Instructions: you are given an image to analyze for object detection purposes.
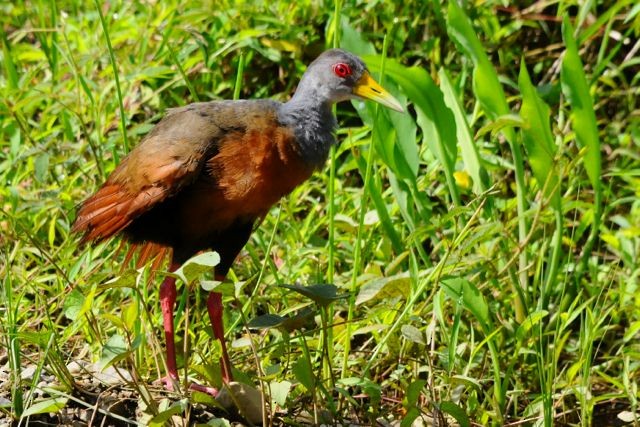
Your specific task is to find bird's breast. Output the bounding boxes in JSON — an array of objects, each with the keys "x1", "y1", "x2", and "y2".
[{"x1": 181, "y1": 124, "x2": 315, "y2": 236}]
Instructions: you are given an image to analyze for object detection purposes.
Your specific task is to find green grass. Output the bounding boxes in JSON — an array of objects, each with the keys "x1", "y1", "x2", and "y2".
[{"x1": 1, "y1": 0, "x2": 639, "y2": 425}]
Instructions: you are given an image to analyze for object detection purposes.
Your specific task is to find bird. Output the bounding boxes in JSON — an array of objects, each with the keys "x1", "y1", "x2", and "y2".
[{"x1": 73, "y1": 48, "x2": 403, "y2": 395}]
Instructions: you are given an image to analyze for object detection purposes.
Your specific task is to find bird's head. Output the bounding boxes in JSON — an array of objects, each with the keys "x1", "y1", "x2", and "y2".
[{"x1": 297, "y1": 49, "x2": 403, "y2": 113}]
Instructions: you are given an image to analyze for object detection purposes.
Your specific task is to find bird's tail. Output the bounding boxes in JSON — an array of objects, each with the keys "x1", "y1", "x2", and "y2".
[
  {"x1": 120, "y1": 240, "x2": 172, "y2": 272},
  {"x1": 74, "y1": 183, "x2": 172, "y2": 274},
  {"x1": 72, "y1": 183, "x2": 134, "y2": 243}
]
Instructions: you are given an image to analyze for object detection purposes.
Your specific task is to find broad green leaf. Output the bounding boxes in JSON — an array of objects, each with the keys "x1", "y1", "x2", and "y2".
[
  {"x1": 518, "y1": 62, "x2": 561, "y2": 206},
  {"x1": 123, "y1": 302, "x2": 138, "y2": 331},
  {"x1": 561, "y1": 17, "x2": 602, "y2": 204},
  {"x1": 0, "y1": 28, "x2": 19, "y2": 90},
  {"x1": 340, "y1": 18, "x2": 376, "y2": 56},
  {"x1": 340, "y1": 23, "x2": 424, "y2": 228},
  {"x1": 441, "y1": 278, "x2": 492, "y2": 334},
  {"x1": 22, "y1": 397, "x2": 67, "y2": 417},
  {"x1": 99, "y1": 334, "x2": 129, "y2": 369},
  {"x1": 353, "y1": 80, "x2": 416, "y2": 182},
  {"x1": 439, "y1": 401, "x2": 471, "y2": 427}
]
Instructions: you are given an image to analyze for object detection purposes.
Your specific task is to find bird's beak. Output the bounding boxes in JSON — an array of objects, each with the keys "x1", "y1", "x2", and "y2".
[{"x1": 353, "y1": 71, "x2": 404, "y2": 113}]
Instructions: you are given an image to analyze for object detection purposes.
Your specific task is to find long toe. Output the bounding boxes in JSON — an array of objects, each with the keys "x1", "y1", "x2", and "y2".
[{"x1": 188, "y1": 382, "x2": 220, "y2": 396}]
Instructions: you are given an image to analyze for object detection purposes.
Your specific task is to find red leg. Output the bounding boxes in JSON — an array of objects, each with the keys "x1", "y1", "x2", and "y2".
[
  {"x1": 207, "y1": 279, "x2": 233, "y2": 383},
  {"x1": 158, "y1": 263, "x2": 227, "y2": 396},
  {"x1": 159, "y1": 273, "x2": 179, "y2": 390}
]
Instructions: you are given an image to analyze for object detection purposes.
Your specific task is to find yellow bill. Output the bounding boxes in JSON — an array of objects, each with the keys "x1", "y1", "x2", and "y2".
[{"x1": 353, "y1": 71, "x2": 404, "y2": 113}]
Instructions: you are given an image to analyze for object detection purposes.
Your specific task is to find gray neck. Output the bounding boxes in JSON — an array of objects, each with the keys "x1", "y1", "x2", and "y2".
[{"x1": 278, "y1": 80, "x2": 338, "y2": 167}]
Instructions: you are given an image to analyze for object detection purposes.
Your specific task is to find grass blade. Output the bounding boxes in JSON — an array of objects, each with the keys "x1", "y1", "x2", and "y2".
[
  {"x1": 446, "y1": 1, "x2": 527, "y2": 323},
  {"x1": 561, "y1": 17, "x2": 603, "y2": 283},
  {"x1": 438, "y1": 68, "x2": 489, "y2": 195},
  {"x1": 367, "y1": 58, "x2": 460, "y2": 206},
  {"x1": 561, "y1": 19, "x2": 602, "y2": 199},
  {"x1": 518, "y1": 62, "x2": 561, "y2": 207},
  {"x1": 94, "y1": 0, "x2": 130, "y2": 155}
]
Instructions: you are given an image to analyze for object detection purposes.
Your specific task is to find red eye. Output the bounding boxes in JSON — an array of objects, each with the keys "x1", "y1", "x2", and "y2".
[{"x1": 333, "y1": 63, "x2": 352, "y2": 78}]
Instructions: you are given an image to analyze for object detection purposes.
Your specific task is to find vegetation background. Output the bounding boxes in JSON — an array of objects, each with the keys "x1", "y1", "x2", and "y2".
[{"x1": 1, "y1": 0, "x2": 639, "y2": 425}]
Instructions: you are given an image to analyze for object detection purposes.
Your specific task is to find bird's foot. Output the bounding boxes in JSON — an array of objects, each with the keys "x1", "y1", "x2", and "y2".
[
  {"x1": 188, "y1": 382, "x2": 220, "y2": 396},
  {"x1": 154, "y1": 375, "x2": 220, "y2": 396}
]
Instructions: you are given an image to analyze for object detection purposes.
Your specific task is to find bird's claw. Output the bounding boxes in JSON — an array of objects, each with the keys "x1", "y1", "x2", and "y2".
[{"x1": 154, "y1": 375, "x2": 220, "y2": 397}]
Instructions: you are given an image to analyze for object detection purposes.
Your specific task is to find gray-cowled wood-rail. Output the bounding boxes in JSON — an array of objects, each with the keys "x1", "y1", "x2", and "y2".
[{"x1": 73, "y1": 49, "x2": 403, "y2": 394}]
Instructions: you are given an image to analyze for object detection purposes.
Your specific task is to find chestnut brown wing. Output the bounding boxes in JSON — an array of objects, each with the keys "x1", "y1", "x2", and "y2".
[{"x1": 72, "y1": 102, "x2": 239, "y2": 243}]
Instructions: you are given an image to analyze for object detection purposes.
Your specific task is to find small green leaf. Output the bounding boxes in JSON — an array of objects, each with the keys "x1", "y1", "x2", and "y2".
[
  {"x1": 99, "y1": 270, "x2": 137, "y2": 290},
  {"x1": 248, "y1": 314, "x2": 287, "y2": 330},
  {"x1": 175, "y1": 251, "x2": 220, "y2": 283},
  {"x1": 280, "y1": 308, "x2": 315, "y2": 332},
  {"x1": 280, "y1": 284, "x2": 345, "y2": 307},
  {"x1": 356, "y1": 273, "x2": 410, "y2": 305},
  {"x1": 34, "y1": 153, "x2": 49, "y2": 183},
  {"x1": 400, "y1": 407, "x2": 421, "y2": 427},
  {"x1": 450, "y1": 374, "x2": 483, "y2": 392},
  {"x1": 22, "y1": 397, "x2": 67, "y2": 417},
  {"x1": 148, "y1": 399, "x2": 188, "y2": 426},
  {"x1": 270, "y1": 380, "x2": 292, "y2": 407},
  {"x1": 516, "y1": 310, "x2": 549, "y2": 341},
  {"x1": 338, "y1": 377, "x2": 363, "y2": 386},
  {"x1": 476, "y1": 114, "x2": 524, "y2": 139},
  {"x1": 401, "y1": 324, "x2": 425, "y2": 345},
  {"x1": 63, "y1": 288, "x2": 84, "y2": 321},
  {"x1": 200, "y1": 280, "x2": 235, "y2": 295},
  {"x1": 292, "y1": 356, "x2": 315, "y2": 391},
  {"x1": 405, "y1": 379, "x2": 426, "y2": 407},
  {"x1": 362, "y1": 379, "x2": 382, "y2": 407},
  {"x1": 123, "y1": 302, "x2": 138, "y2": 331}
]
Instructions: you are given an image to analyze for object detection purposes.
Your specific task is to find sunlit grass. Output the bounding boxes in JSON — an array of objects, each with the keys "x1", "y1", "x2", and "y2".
[{"x1": 1, "y1": 1, "x2": 639, "y2": 425}]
